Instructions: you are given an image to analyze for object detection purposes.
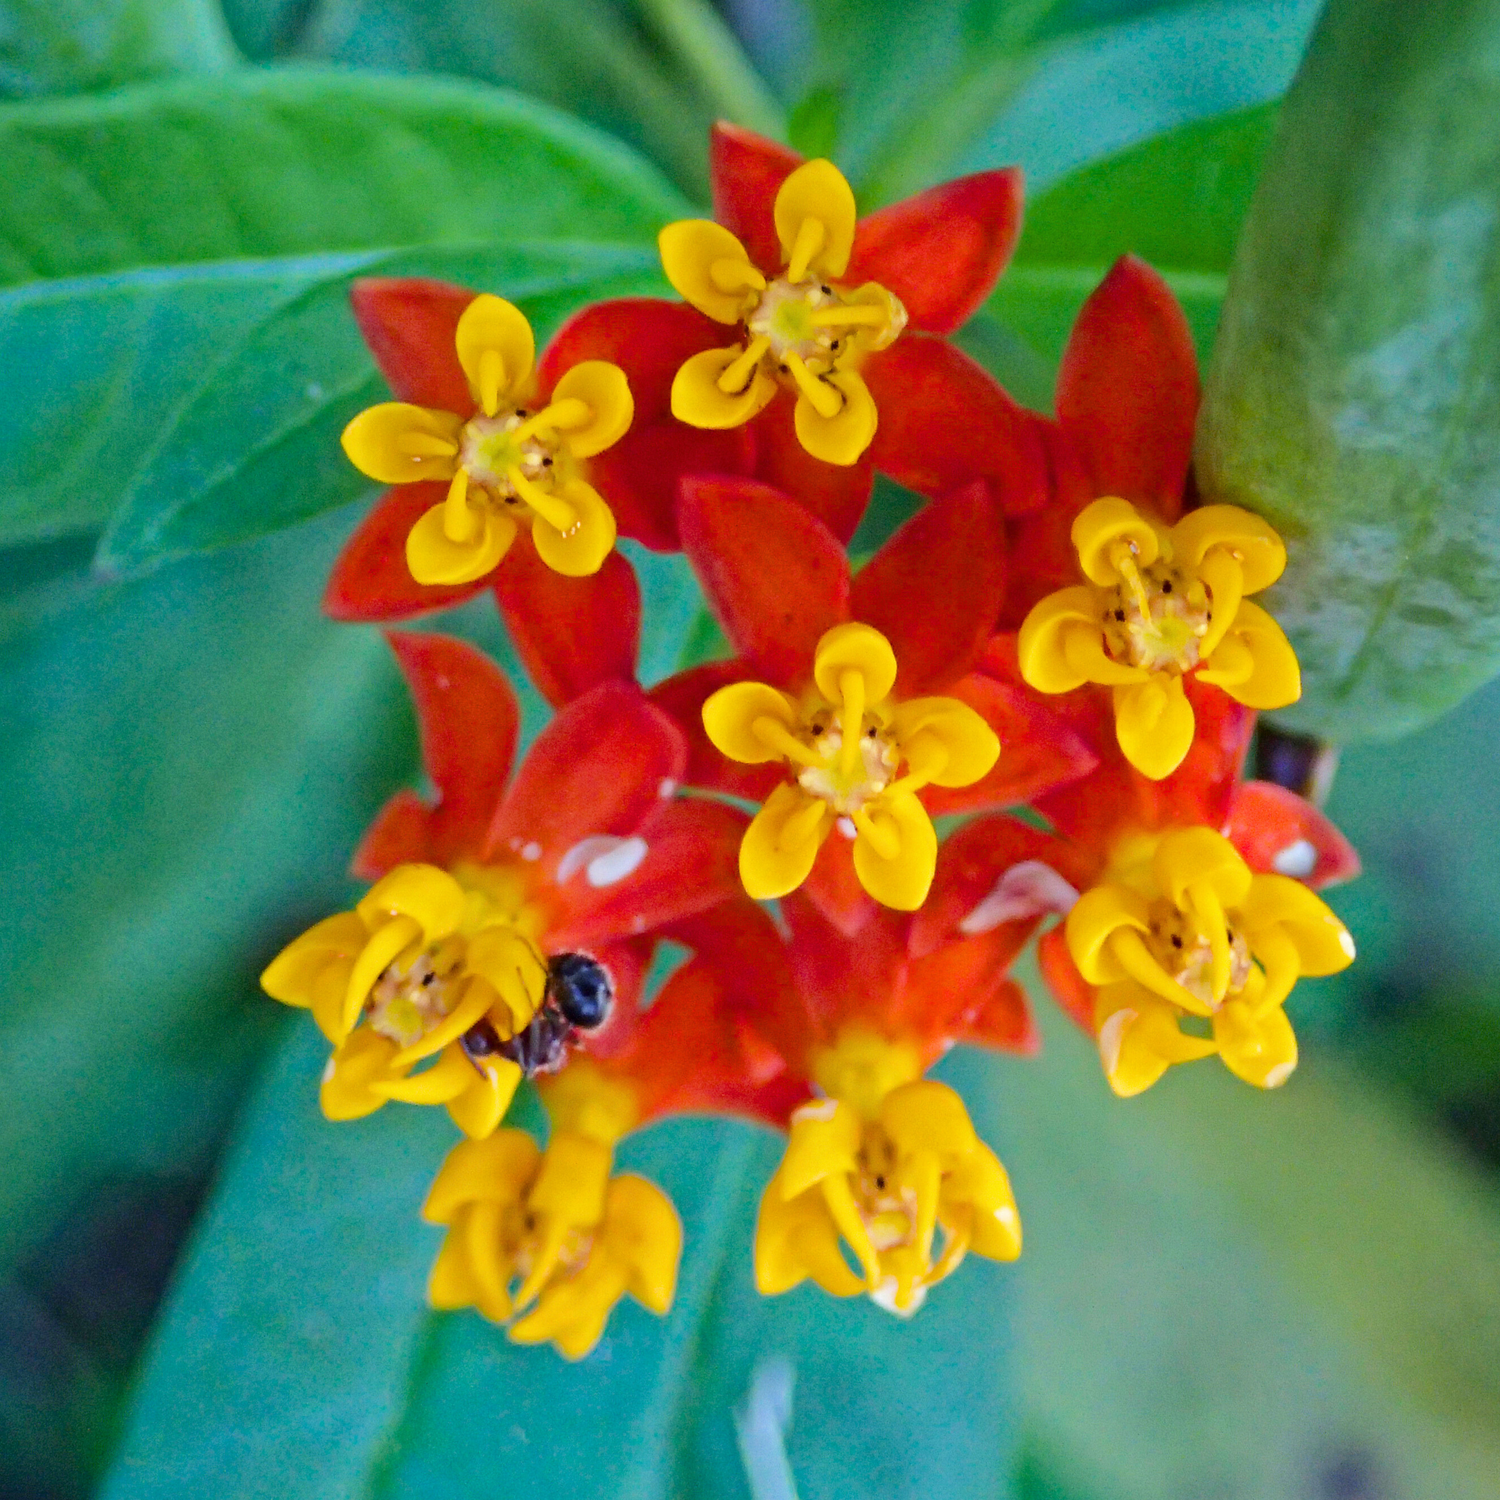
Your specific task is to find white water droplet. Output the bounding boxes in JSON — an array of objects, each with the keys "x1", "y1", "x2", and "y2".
[{"x1": 1271, "y1": 838, "x2": 1318, "y2": 878}]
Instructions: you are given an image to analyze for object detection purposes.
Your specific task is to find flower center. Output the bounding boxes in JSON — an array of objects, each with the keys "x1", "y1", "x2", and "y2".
[
  {"x1": 854, "y1": 1126, "x2": 918, "y2": 1253},
  {"x1": 794, "y1": 712, "x2": 900, "y2": 814},
  {"x1": 1144, "y1": 899, "x2": 1252, "y2": 1010},
  {"x1": 458, "y1": 411, "x2": 562, "y2": 507},
  {"x1": 1100, "y1": 544, "x2": 1211, "y2": 673},
  {"x1": 368, "y1": 936, "x2": 468, "y2": 1046}
]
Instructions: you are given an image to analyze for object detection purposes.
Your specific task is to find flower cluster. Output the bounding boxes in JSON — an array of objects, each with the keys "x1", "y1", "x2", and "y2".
[{"x1": 264, "y1": 124, "x2": 1356, "y2": 1358}]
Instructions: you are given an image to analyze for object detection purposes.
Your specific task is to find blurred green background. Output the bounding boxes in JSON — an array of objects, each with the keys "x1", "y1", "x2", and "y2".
[{"x1": 2, "y1": 1, "x2": 1498, "y2": 1497}]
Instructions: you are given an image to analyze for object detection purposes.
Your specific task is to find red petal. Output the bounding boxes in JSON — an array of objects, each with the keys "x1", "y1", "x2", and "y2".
[
  {"x1": 386, "y1": 631, "x2": 519, "y2": 862},
  {"x1": 846, "y1": 169, "x2": 1023, "y2": 335},
  {"x1": 538, "y1": 297, "x2": 724, "y2": 426},
  {"x1": 540, "y1": 297, "x2": 755, "y2": 549},
  {"x1": 950, "y1": 974, "x2": 1038, "y2": 1055},
  {"x1": 649, "y1": 660, "x2": 783, "y2": 801},
  {"x1": 911, "y1": 813, "x2": 1085, "y2": 958},
  {"x1": 865, "y1": 336, "x2": 1050, "y2": 515},
  {"x1": 1152, "y1": 677, "x2": 1256, "y2": 830},
  {"x1": 709, "y1": 122, "x2": 803, "y2": 273},
  {"x1": 802, "y1": 832, "x2": 878, "y2": 939},
  {"x1": 492, "y1": 545, "x2": 640, "y2": 708},
  {"x1": 1037, "y1": 924, "x2": 1095, "y2": 1033},
  {"x1": 746, "y1": 393, "x2": 874, "y2": 543},
  {"x1": 781, "y1": 894, "x2": 909, "y2": 1052},
  {"x1": 1056, "y1": 256, "x2": 1198, "y2": 520},
  {"x1": 350, "y1": 789, "x2": 435, "y2": 881},
  {"x1": 677, "y1": 476, "x2": 850, "y2": 689},
  {"x1": 323, "y1": 485, "x2": 487, "y2": 623},
  {"x1": 593, "y1": 419, "x2": 756, "y2": 551},
  {"x1": 1227, "y1": 781, "x2": 1361, "y2": 890},
  {"x1": 922, "y1": 672, "x2": 1099, "y2": 817},
  {"x1": 349, "y1": 278, "x2": 474, "y2": 414},
  {"x1": 999, "y1": 420, "x2": 1094, "y2": 629},
  {"x1": 899, "y1": 935, "x2": 1037, "y2": 1055},
  {"x1": 549, "y1": 798, "x2": 748, "y2": 951},
  {"x1": 850, "y1": 480, "x2": 1004, "y2": 694},
  {"x1": 487, "y1": 681, "x2": 685, "y2": 873}
]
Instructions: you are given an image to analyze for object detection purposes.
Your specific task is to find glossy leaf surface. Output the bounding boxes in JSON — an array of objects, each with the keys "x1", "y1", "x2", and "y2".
[{"x1": 1196, "y1": 0, "x2": 1500, "y2": 740}]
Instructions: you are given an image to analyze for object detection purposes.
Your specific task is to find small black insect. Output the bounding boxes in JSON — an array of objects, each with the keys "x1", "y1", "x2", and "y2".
[{"x1": 460, "y1": 951, "x2": 614, "y2": 1078}]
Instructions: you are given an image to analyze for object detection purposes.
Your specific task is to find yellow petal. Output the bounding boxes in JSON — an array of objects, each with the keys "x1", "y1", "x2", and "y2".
[
  {"x1": 454, "y1": 294, "x2": 534, "y2": 413},
  {"x1": 702, "y1": 679, "x2": 801, "y2": 764},
  {"x1": 1153, "y1": 826, "x2": 1253, "y2": 912},
  {"x1": 374, "y1": 1044, "x2": 475, "y2": 1104},
  {"x1": 260, "y1": 912, "x2": 366, "y2": 1009},
  {"x1": 1094, "y1": 991, "x2": 1217, "y2": 1097},
  {"x1": 1071, "y1": 496, "x2": 1160, "y2": 586},
  {"x1": 1113, "y1": 674, "x2": 1196, "y2": 780},
  {"x1": 812, "y1": 621, "x2": 898, "y2": 705},
  {"x1": 754, "y1": 1180, "x2": 865, "y2": 1297},
  {"x1": 852, "y1": 790, "x2": 937, "y2": 911},
  {"x1": 836, "y1": 281, "x2": 908, "y2": 353},
  {"x1": 1241, "y1": 874, "x2": 1356, "y2": 978},
  {"x1": 530, "y1": 478, "x2": 616, "y2": 577},
  {"x1": 389, "y1": 977, "x2": 494, "y2": 1070},
  {"x1": 941, "y1": 1143, "x2": 1022, "y2": 1262},
  {"x1": 446, "y1": 1055, "x2": 523, "y2": 1139},
  {"x1": 1214, "y1": 996, "x2": 1298, "y2": 1089},
  {"x1": 793, "y1": 367, "x2": 877, "y2": 465},
  {"x1": 880, "y1": 1080, "x2": 978, "y2": 1166},
  {"x1": 427, "y1": 1214, "x2": 484, "y2": 1310},
  {"x1": 739, "y1": 783, "x2": 831, "y2": 900},
  {"x1": 1194, "y1": 545, "x2": 1245, "y2": 659},
  {"x1": 406, "y1": 498, "x2": 516, "y2": 586},
  {"x1": 341, "y1": 403, "x2": 462, "y2": 485},
  {"x1": 461, "y1": 1198, "x2": 515, "y2": 1322},
  {"x1": 357, "y1": 863, "x2": 468, "y2": 938},
  {"x1": 509, "y1": 1255, "x2": 628, "y2": 1358},
  {"x1": 670, "y1": 345, "x2": 777, "y2": 429},
  {"x1": 341, "y1": 914, "x2": 421, "y2": 1039},
  {"x1": 658, "y1": 218, "x2": 761, "y2": 322},
  {"x1": 528, "y1": 1131, "x2": 613, "y2": 1230},
  {"x1": 889, "y1": 696, "x2": 1000, "y2": 788},
  {"x1": 773, "y1": 158, "x2": 857, "y2": 278},
  {"x1": 780, "y1": 1098, "x2": 862, "y2": 1198},
  {"x1": 1065, "y1": 884, "x2": 1152, "y2": 986},
  {"x1": 1199, "y1": 599, "x2": 1301, "y2": 709},
  {"x1": 422, "y1": 1129, "x2": 540, "y2": 1223},
  {"x1": 464, "y1": 929, "x2": 547, "y2": 1034},
  {"x1": 602, "y1": 1173, "x2": 683, "y2": 1315},
  {"x1": 1170, "y1": 504, "x2": 1286, "y2": 593},
  {"x1": 1016, "y1": 587, "x2": 1104, "y2": 693},
  {"x1": 549, "y1": 360, "x2": 634, "y2": 458},
  {"x1": 319, "y1": 1028, "x2": 400, "y2": 1120}
]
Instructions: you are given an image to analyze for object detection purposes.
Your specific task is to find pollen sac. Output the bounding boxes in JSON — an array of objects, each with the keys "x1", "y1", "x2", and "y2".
[
  {"x1": 754, "y1": 1031, "x2": 1020, "y2": 1315},
  {"x1": 1065, "y1": 827, "x2": 1355, "y2": 1096},
  {"x1": 1017, "y1": 497, "x2": 1301, "y2": 779}
]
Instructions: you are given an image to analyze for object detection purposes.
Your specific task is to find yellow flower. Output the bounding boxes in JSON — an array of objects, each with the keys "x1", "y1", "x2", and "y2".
[
  {"x1": 260, "y1": 862, "x2": 548, "y2": 1137},
  {"x1": 1017, "y1": 497, "x2": 1301, "y2": 779},
  {"x1": 659, "y1": 159, "x2": 906, "y2": 464},
  {"x1": 341, "y1": 294, "x2": 632, "y2": 582},
  {"x1": 702, "y1": 622, "x2": 998, "y2": 910},
  {"x1": 755, "y1": 1030, "x2": 1020, "y2": 1315},
  {"x1": 1065, "y1": 827, "x2": 1356, "y2": 1096},
  {"x1": 422, "y1": 1059, "x2": 680, "y2": 1360}
]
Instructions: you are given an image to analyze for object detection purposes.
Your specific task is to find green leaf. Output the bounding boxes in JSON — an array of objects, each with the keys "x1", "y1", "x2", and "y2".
[
  {"x1": 0, "y1": 69, "x2": 686, "y2": 287},
  {"x1": 99, "y1": 1028, "x2": 1020, "y2": 1498},
  {"x1": 0, "y1": 511, "x2": 414, "y2": 1283},
  {"x1": 999, "y1": 993, "x2": 1500, "y2": 1500},
  {"x1": 0, "y1": 0, "x2": 238, "y2": 100},
  {"x1": 1195, "y1": 0, "x2": 1500, "y2": 741},
  {"x1": 960, "y1": 105, "x2": 1277, "y2": 408}
]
